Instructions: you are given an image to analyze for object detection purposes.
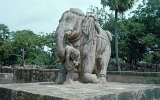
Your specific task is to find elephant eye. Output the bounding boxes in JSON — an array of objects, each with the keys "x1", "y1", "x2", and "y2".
[{"x1": 66, "y1": 16, "x2": 73, "y2": 22}]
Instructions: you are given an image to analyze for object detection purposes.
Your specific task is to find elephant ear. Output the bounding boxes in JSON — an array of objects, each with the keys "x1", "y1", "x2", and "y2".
[
  {"x1": 82, "y1": 16, "x2": 95, "y2": 35},
  {"x1": 105, "y1": 30, "x2": 112, "y2": 41},
  {"x1": 95, "y1": 21, "x2": 112, "y2": 41}
]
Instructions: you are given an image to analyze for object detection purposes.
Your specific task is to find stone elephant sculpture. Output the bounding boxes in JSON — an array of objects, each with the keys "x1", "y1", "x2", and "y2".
[{"x1": 55, "y1": 8, "x2": 112, "y2": 84}]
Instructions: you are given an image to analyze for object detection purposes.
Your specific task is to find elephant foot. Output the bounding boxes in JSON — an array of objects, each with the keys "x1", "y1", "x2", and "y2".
[
  {"x1": 55, "y1": 73, "x2": 66, "y2": 84},
  {"x1": 80, "y1": 73, "x2": 101, "y2": 83},
  {"x1": 55, "y1": 77, "x2": 65, "y2": 84},
  {"x1": 63, "y1": 78, "x2": 73, "y2": 85},
  {"x1": 98, "y1": 77, "x2": 107, "y2": 84}
]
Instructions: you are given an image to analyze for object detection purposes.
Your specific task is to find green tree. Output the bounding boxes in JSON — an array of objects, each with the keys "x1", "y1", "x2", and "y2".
[
  {"x1": 0, "y1": 24, "x2": 10, "y2": 46},
  {"x1": 131, "y1": 0, "x2": 160, "y2": 64},
  {"x1": 40, "y1": 32, "x2": 60, "y2": 68},
  {"x1": 12, "y1": 30, "x2": 50, "y2": 66},
  {"x1": 0, "y1": 24, "x2": 60, "y2": 68},
  {"x1": 0, "y1": 38, "x2": 15, "y2": 65},
  {"x1": 119, "y1": 20, "x2": 146, "y2": 64},
  {"x1": 101, "y1": 0, "x2": 137, "y2": 70},
  {"x1": 0, "y1": 24, "x2": 11, "y2": 65},
  {"x1": 87, "y1": 6, "x2": 109, "y2": 26}
]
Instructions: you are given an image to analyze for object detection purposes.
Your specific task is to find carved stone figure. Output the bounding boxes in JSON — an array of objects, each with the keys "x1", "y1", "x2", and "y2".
[
  {"x1": 55, "y1": 8, "x2": 112, "y2": 84},
  {"x1": 64, "y1": 45, "x2": 80, "y2": 84}
]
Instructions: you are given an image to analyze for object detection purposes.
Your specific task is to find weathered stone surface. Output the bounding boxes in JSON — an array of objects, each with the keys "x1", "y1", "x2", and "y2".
[
  {"x1": 0, "y1": 73, "x2": 13, "y2": 79},
  {"x1": 0, "y1": 82, "x2": 160, "y2": 100},
  {"x1": 55, "y1": 8, "x2": 112, "y2": 84},
  {"x1": 0, "y1": 68, "x2": 59, "y2": 83},
  {"x1": 1, "y1": 68, "x2": 160, "y2": 85},
  {"x1": 107, "y1": 71, "x2": 160, "y2": 84},
  {"x1": 0, "y1": 73, "x2": 13, "y2": 84}
]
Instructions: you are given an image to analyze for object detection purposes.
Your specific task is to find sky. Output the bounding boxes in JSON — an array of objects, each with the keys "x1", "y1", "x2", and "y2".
[{"x1": 0, "y1": 0, "x2": 142, "y2": 34}]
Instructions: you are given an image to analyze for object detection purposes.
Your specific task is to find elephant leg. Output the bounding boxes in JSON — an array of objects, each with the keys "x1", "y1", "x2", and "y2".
[
  {"x1": 80, "y1": 73, "x2": 100, "y2": 83},
  {"x1": 80, "y1": 53, "x2": 100, "y2": 83},
  {"x1": 55, "y1": 64, "x2": 67, "y2": 84},
  {"x1": 63, "y1": 70, "x2": 74, "y2": 84},
  {"x1": 97, "y1": 47, "x2": 111, "y2": 83},
  {"x1": 97, "y1": 57, "x2": 107, "y2": 83}
]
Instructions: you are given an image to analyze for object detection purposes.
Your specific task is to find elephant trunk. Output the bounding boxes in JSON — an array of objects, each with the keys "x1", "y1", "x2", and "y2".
[{"x1": 55, "y1": 25, "x2": 66, "y2": 63}]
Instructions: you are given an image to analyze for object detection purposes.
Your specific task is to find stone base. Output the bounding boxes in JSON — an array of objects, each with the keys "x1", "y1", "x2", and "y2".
[{"x1": 0, "y1": 82, "x2": 160, "y2": 100}]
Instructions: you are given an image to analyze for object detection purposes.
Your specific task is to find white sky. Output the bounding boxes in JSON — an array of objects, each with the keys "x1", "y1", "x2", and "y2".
[{"x1": 0, "y1": 0, "x2": 142, "y2": 34}]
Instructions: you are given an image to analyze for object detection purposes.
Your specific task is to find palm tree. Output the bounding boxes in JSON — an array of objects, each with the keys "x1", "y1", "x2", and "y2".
[{"x1": 101, "y1": 0, "x2": 136, "y2": 71}]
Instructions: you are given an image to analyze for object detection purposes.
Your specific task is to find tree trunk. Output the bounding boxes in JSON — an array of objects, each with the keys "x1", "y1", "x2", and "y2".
[{"x1": 115, "y1": 9, "x2": 121, "y2": 71}]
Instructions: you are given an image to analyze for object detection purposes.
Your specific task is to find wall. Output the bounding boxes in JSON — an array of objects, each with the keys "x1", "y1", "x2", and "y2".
[
  {"x1": 0, "y1": 68, "x2": 59, "y2": 83},
  {"x1": 107, "y1": 71, "x2": 160, "y2": 84},
  {"x1": 0, "y1": 68, "x2": 160, "y2": 84},
  {"x1": 0, "y1": 73, "x2": 13, "y2": 84}
]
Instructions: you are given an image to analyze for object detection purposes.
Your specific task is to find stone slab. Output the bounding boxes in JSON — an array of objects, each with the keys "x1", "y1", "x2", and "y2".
[
  {"x1": 0, "y1": 73, "x2": 13, "y2": 79},
  {"x1": 0, "y1": 82, "x2": 160, "y2": 100},
  {"x1": 0, "y1": 73, "x2": 13, "y2": 84}
]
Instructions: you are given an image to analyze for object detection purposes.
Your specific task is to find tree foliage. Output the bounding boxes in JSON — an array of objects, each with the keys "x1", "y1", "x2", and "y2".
[
  {"x1": 1, "y1": 0, "x2": 160, "y2": 69},
  {"x1": 0, "y1": 28, "x2": 59, "y2": 68},
  {"x1": 101, "y1": 0, "x2": 137, "y2": 70},
  {"x1": 88, "y1": 0, "x2": 160, "y2": 65},
  {"x1": 101, "y1": 0, "x2": 136, "y2": 13},
  {"x1": 0, "y1": 24, "x2": 10, "y2": 46}
]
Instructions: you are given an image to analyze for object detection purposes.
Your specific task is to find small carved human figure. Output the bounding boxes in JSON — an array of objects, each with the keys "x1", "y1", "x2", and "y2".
[{"x1": 63, "y1": 45, "x2": 80, "y2": 84}]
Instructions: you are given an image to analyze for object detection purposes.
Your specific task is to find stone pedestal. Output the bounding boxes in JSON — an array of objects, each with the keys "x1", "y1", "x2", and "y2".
[
  {"x1": 0, "y1": 82, "x2": 160, "y2": 100},
  {"x1": 0, "y1": 73, "x2": 13, "y2": 84}
]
